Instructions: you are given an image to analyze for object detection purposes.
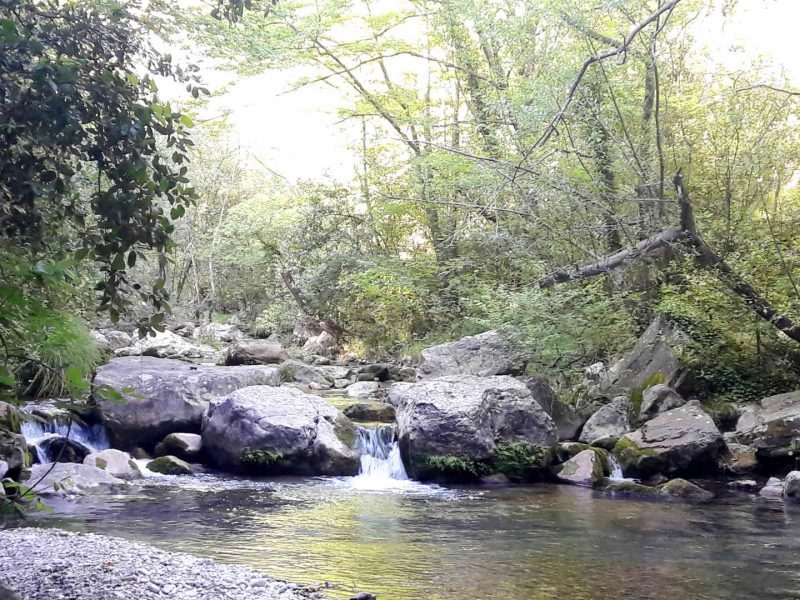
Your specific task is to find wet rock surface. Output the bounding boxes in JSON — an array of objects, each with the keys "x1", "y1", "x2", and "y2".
[{"x1": 0, "y1": 528, "x2": 320, "y2": 600}]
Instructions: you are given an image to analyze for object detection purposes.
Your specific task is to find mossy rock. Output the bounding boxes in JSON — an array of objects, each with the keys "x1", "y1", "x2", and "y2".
[
  {"x1": 554, "y1": 442, "x2": 593, "y2": 463},
  {"x1": 557, "y1": 449, "x2": 606, "y2": 488},
  {"x1": 612, "y1": 437, "x2": 661, "y2": 479},
  {"x1": 333, "y1": 415, "x2": 358, "y2": 448},
  {"x1": 602, "y1": 480, "x2": 659, "y2": 499},
  {"x1": 657, "y1": 478, "x2": 713, "y2": 501},
  {"x1": 238, "y1": 447, "x2": 296, "y2": 475},
  {"x1": 587, "y1": 446, "x2": 611, "y2": 475},
  {"x1": 410, "y1": 453, "x2": 485, "y2": 483},
  {"x1": 410, "y1": 443, "x2": 553, "y2": 483},
  {"x1": 491, "y1": 443, "x2": 551, "y2": 482},
  {"x1": 629, "y1": 372, "x2": 666, "y2": 423},
  {"x1": 0, "y1": 402, "x2": 21, "y2": 434},
  {"x1": 146, "y1": 455, "x2": 192, "y2": 475}
]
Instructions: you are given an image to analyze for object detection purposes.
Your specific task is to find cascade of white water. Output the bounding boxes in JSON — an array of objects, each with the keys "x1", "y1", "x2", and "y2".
[
  {"x1": 21, "y1": 417, "x2": 110, "y2": 463},
  {"x1": 355, "y1": 425, "x2": 408, "y2": 481},
  {"x1": 607, "y1": 454, "x2": 626, "y2": 481}
]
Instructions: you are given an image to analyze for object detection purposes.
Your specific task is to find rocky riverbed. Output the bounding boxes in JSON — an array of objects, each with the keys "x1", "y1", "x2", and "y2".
[{"x1": 0, "y1": 529, "x2": 324, "y2": 600}]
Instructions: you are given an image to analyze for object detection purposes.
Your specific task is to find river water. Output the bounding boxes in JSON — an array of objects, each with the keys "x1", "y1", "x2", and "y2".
[
  {"x1": 8, "y1": 422, "x2": 800, "y2": 599},
  {"x1": 9, "y1": 473, "x2": 800, "y2": 600}
]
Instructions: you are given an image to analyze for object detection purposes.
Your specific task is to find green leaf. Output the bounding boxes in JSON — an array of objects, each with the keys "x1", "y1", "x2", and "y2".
[
  {"x1": 0, "y1": 365, "x2": 14, "y2": 388},
  {"x1": 111, "y1": 253, "x2": 126, "y2": 271},
  {"x1": 65, "y1": 367, "x2": 89, "y2": 394},
  {"x1": 0, "y1": 18, "x2": 20, "y2": 43}
]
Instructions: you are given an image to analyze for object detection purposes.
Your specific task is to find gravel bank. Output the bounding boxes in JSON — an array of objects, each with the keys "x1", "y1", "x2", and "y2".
[{"x1": 0, "y1": 528, "x2": 325, "y2": 600}]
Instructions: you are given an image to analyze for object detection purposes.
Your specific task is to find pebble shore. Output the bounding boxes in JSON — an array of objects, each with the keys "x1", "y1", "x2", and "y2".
[{"x1": 0, "y1": 528, "x2": 324, "y2": 600}]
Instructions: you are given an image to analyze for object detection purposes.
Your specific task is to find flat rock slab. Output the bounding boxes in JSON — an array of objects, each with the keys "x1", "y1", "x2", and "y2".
[{"x1": 0, "y1": 528, "x2": 319, "y2": 600}]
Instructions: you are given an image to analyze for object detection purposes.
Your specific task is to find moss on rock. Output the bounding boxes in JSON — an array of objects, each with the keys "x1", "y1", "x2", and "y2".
[
  {"x1": 491, "y1": 443, "x2": 551, "y2": 481},
  {"x1": 602, "y1": 480, "x2": 659, "y2": 499},
  {"x1": 239, "y1": 448, "x2": 283, "y2": 474},
  {"x1": 612, "y1": 437, "x2": 660, "y2": 478},
  {"x1": 146, "y1": 455, "x2": 192, "y2": 476},
  {"x1": 411, "y1": 454, "x2": 484, "y2": 482},
  {"x1": 333, "y1": 416, "x2": 357, "y2": 448},
  {"x1": 657, "y1": 478, "x2": 714, "y2": 501}
]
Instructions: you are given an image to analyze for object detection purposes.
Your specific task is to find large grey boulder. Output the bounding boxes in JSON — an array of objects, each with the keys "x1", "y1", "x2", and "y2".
[
  {"x1": 579, "y1": 396, "x2": 630, "y2": 447},
  {"x1": 194, "y1": 323, "x2": 242, "y2": 344},
  {"x1": 346, "y1": 381, "x2": 379, "y2": 400},
  {"x1": 418, "y1": 330, "x2": 524, "y2": 379},
  {"x1": 224, "y1": 340, "x2": 289, "y2": 366},
  {"x1": 732, "y1": 390, "x2": 800, "y2": 458},
  {"x1": 202, "y1": 386, "x2": 359, "y2": 476},
  {"x1": 556, "y1": 449, "x2": 605, "y2": 487},
  {"x1": 25, "y1": 462, "x2": 122, "y2": 495},
  {"x1": 759, "y1": 477, "x2": 784, "y2": 499},
  {"x1": 783, "y1": 471, "x2": 800, "y2": 501},
  {"x1": 93, "y1": 356, "x2": 281, "y2": 449},
  {"x1": 84, "y1": 449, "x2": 142, "y2": 480},
  {"x1": 522, "y1": 377, "x2": 583, "y2": 441},
  {"x1": 279, "y1": 360, "x2": 332, "y2": 388},
  {"x1": 639, "y1": 384, "x2": 686, "y2": 421},
  {"x1": 605, "y1": 317, "x2": 690, "y2": 394},
  {"x1": 0, "y1": 429, "x2": 26, "y2": 478},
  {"x1": 614, "y1": 400, "x2": 724, "y2": 478},
  {"x1": 115, "y1": 331, "x2": 219, "y2": 362},
  {"x1": 302, "y1": 331, "x2": 338, "y2": 357},
  {"x1": 390, "y1": 376, "x2": 557, "y2": 481}
]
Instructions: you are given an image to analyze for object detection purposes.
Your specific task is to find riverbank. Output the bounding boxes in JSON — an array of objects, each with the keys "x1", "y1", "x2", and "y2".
[{"x1": 0, "y1": 528, "x2": 325, "y2": 600}]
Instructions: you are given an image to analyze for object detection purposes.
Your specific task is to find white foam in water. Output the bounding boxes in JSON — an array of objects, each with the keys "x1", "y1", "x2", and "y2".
[
  {"x1": 344, "y1": 424, "x2": 432, "y2": 492},
  {"x1": 21, "y1": 416, "x2": 110, "y2": 463},
  {"x1": 607, "y1": 454, "x2": 633, "y2": 482}
]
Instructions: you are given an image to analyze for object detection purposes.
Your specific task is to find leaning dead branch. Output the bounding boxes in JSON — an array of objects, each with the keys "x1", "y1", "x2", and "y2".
[{"x1": 539, "y1": 170, "x2": 800, "y2": 344}]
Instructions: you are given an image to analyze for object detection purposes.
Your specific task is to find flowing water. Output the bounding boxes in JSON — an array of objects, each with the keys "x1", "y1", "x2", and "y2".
[
  {"x1": 8, "y1": 424, "x2": 800, "y2": 599},
  {"x1": 21, "y1": 417, "x2": 110, "y2": 464}
]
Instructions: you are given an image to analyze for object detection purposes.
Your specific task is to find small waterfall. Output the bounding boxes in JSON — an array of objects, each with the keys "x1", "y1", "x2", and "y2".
[
  {"x1": 607, "y1": 454, "x2": 626, "y2": 481},
  {"x1": 355, "y1": 425, "x2": 408, "y2": 482},
  {"x1": 21, "y1": 416, "x2": 110, "y2": 463}
]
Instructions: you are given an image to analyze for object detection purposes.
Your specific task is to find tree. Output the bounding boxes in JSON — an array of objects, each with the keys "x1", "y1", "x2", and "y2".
[{"x1": 0, "y1": 0, "x2": 204, "y2": 396}]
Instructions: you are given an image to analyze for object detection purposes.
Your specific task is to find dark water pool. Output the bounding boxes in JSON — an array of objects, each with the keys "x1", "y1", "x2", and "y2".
[{"x1": 7, "y1": 475, "x2": 800, "y2": 599}]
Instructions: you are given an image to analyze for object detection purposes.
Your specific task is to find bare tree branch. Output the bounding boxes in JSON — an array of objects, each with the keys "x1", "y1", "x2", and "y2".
[
  {"x1": 531, "y1": 0, "x2": 683, "y2": 149},
  {"x1": 735, "y1": 84, "x2": 800, "y2": 97}
]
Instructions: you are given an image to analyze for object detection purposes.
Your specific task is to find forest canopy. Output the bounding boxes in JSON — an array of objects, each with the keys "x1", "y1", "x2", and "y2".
[{"x1": 2, "y1": 0, "x2": 800, "y2": 401}]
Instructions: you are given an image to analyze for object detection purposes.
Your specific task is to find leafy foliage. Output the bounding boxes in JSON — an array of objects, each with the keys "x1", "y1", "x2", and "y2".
[
  {"x1": 491, "y1": 443, "x2": 550, "y2": 481},
  {"x1": 240, "y1": 448, "x2": 283, "y2": 472},
  {"x1": 0, "y1": 0, "x2": 205, "y2": 398}
]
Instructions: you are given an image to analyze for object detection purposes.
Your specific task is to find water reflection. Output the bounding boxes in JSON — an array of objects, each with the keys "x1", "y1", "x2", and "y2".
[{"x1": 11, "y1": 476, "x2": 800, "y2": 599}]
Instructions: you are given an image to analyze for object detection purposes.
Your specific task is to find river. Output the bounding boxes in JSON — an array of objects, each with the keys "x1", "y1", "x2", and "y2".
[{"x1": 7, "y1": 472, "x2": 800, "y2": 600}]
